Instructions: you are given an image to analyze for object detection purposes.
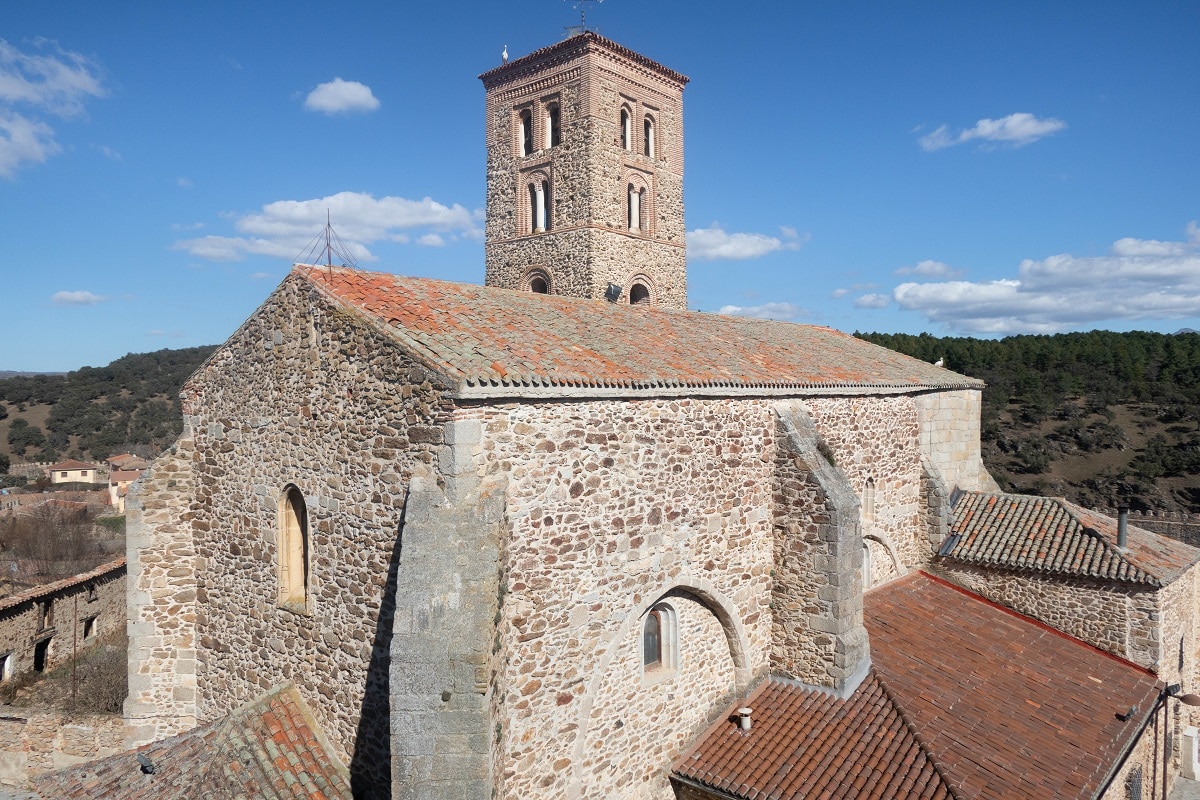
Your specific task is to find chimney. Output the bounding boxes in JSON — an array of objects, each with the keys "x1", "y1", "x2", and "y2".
[
  {"x1": 736, "y1": 708, "x2": 753, "y2": 731},
  {"x1": 1118, "y1": 507, "x2": 1129, "y2": 549}
]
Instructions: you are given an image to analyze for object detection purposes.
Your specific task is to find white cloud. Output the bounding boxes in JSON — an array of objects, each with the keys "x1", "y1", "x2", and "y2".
[
  {"x1": 173, "y1": 191, "x2": 482, "y2": 262},
  {"x1": 895, "y1": 259, "x2": 964, "y2": 278},
  {"x1": 0, "y1": 39, "x2": 106, "y2": 178},
  {"x1": 303, "y1": 78, "x2": 380, "y2": 115},
  {"x1": 249, "y1": 272, "x2": 274, "y2": 280},
  {"x1": 687, "y1": 224, "x2": 807, "y2": 262},
  {"x1": 891, "y1": 222, "x2": 1200, "y2": 334},
  {"x1": 919, "y1": 112, "x2": 1065, "y2": 152},
  {"x1": 170, "y1": 221, "x2": 204, "y2": 231},
  {"x1": 718, "y1": 302, "x2": 808, "y2": 322},
  {"x1": 52, "y1": 290, "x2": 104, "y2": 305},
  {"x1": 854, "y1": 293, "x2": 890, "y2": 309},
  {"x1": 832, "y1": 282, "x2": 878, "y2": 299},
  {"x1": 177, "y1": 177, "x2": 193, "y2": 188}
]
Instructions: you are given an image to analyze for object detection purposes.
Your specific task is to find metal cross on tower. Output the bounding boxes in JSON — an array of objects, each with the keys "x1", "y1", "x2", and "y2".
[{"x1": 564, "y1": 0, "x2": 603, "y2": 35}]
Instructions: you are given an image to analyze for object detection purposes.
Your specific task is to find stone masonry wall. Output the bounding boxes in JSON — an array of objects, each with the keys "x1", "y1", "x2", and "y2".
[
  {"x1": 0, "y1": 711, "x2": 125, "y2": 789},
  {"x1": 914, "y1": 389, "x2": 996, "y2": 492},
  {"x1": 771, "y1": 405, "x2": 869, "y2": 695},
  {"x1": 930, "y1": 562, "x2": 1150, "y2": 666},
  {"x1": 124, "y1": 442, "x2": 199, "y2": 745},
  {"x1": 474, "y1": 397, "x2": 774, "y2": 800},
  {"x1": 149, "y1": 275, "x2": 452, "y2": 797},
  {"x1": 804, "y1": 396, "x2": 924, "y2": 573},
  {"x1": 0, "y1": 557, "x2": 124, "y2": 681}
]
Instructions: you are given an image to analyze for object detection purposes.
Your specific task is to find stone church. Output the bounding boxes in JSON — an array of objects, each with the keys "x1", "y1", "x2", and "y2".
[{"x1": 119, "y1": 32, "x2": 1200, "y2": 800}]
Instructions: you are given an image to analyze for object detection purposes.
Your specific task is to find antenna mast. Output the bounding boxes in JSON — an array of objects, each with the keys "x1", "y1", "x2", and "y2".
[{"x1": 294, "y1": 210, "x2": 358, "y2": 273}]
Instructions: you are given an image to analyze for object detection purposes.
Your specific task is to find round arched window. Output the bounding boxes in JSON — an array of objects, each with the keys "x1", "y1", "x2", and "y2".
[
  {"x1": 629, "y1": 283, "x2": 651, "y2": 305},
  {"x1": 530, "y1": 275, "x2": 548, "y2": 294}
]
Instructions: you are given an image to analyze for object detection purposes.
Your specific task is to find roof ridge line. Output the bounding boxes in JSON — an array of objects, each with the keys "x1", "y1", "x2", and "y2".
[{"x1": 870, "y1": 667, "x2": 962, "y2": 800}]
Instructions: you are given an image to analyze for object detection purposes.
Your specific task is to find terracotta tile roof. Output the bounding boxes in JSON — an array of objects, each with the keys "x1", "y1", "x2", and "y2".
[
  {"x1": 867, "y1": 573, "x2": 1160, "y2": 800},
  {"x1": 30, "y1": 683, "x2": 351, "y2": 799},
  {"x1": 673, "y1": 673, "x2": 952, "y2": 799},
  {"x1": 46, "y1": 460, "x2": 100, "y2": 472},
  {"x1": 0, "y1": 556, "x2": 125, "y2": 614},
  {"x1": 108, "y1": 469, "x2": 145, "y2": 483},
  {"x1": 676, "y1": 573, "x2": 1160, "y2": 800},
  {"x1": 478, "y1": 30, "x2": 689, "y2": 86},
  {"x1": 296, "y1": 266, "x2": 982, "y2": 399},
  {"x1": 941, "y1": 491, "x2": 1200, "y2": 586}
]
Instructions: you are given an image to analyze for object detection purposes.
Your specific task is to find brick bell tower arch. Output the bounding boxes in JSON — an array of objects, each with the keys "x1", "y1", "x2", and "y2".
[{"x1": 480, "y1": 33, "x2": 689, "y2": 309}]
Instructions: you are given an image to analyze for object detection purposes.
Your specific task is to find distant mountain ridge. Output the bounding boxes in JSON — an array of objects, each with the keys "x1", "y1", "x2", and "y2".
[{"x1": 0, "y1": 371, "x2": 66, "y2": 380}]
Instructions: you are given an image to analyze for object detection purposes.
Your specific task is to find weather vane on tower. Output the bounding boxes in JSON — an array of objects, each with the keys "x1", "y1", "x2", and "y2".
[{"x1": 563, "y1": 0, "x2": 603, "y2": 37}]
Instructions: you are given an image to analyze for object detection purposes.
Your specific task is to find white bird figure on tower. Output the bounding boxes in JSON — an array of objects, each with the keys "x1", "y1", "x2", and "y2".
[
  {"x1": 502, "y1": 45, "x2": 509, "y2": 64},
  {"x1": 933, "y1": 356, "x2": 944, "y2": 368}
]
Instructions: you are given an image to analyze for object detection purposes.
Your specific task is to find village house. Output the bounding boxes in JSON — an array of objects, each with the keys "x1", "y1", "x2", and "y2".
[
  {"x1": 109, "y1": 31, "x2": 1200, "y2": 800},
  {"x1": 44, "y1": 460, "x2": 102, "y2": 486}
]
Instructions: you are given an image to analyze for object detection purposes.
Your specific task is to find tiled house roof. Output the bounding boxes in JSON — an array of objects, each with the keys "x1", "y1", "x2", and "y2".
[
  {"x1": 31, "y1": 683, "x2": 351, "y2": 799},
  {"x1": 294, "y1": 266, "x2": 982, "y2": 399},
  {"x1": 45, "y1": 460, "x2": 100, "y2": 472},
  {"x1": 0, "y1": 555, "x2": 125, "y2": 615},
  {"x1": 941, "y1": 491, "x2": 1200, "y2": 586},
  {"x1": 673, "y1": 674, "x2": 953, "y2": 799},
  {"x1": 676, "y1": 573, "x2": 1160, "y2": 800}
]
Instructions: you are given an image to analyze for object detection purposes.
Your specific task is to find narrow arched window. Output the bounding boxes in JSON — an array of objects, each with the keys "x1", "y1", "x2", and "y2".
[
  {"x1": 863, "y1": 477, "x2": 876, "y2": 524},
  {"x1": 643, "y1": 610, "x2": 662, "y2": 668},
  {"x1": 528, "y1": 183, "x2": 540, "y2": 233},
  {"x1": 278, "y1": 485, "x2": 309, "y2": 608},
  {"x1": 862, "y1": 542, "x2": 873, "y2": 591},
  {"x1": 629, "y1": 283, "x2": 650, "y2": 305},
  {"x1": 542, "y1": 180, "x2": 552, "y2": 230},
  {"x1": 621, "y1": 108, "x2": 631, "y2": 150},
  {"x1": 644, "y1": 116, "x2": 654, "y2": 157},
  {"x1": 547, "y1": 104, "x2": 560, "y2": 148},
  {"x1": 519, "y1": 109, "x2": 533, "y2": 156}
]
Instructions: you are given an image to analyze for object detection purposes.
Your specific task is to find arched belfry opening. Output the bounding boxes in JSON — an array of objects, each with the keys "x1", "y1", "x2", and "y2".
[{"x1": 481, "y1": 32, "x2": 689, "y2": 309}]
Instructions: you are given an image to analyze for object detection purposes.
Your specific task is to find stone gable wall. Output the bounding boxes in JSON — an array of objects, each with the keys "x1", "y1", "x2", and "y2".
[
  {"x1": 0, "y1": 711, "x2": 125, "y2": 788},
  {"x1": 139, "y1": 276, "x2": 453, "y2": 796}
]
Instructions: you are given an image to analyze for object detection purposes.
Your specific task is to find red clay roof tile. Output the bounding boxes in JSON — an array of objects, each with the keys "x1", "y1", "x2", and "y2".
[
  {"x1": 942, "y1": 491, "x2": 1199, "y2": 585},
  {"x1": 296, "y1": 266, "x2": 982, "y2": 398}
]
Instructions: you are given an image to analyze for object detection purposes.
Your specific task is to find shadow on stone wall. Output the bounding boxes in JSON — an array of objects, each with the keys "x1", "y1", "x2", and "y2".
[{"x1": 350, "y1": 519, "x2": 404, "y2": 799}]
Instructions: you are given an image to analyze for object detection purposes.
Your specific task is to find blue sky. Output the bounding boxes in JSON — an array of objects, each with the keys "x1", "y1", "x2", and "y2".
[{"x1": 3, "y1": 1, "x2": 1198, "y2": 372}]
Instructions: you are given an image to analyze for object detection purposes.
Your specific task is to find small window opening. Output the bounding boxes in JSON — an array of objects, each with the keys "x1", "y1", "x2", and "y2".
[
  {"x1": 642, "y1": 601, "x2": 679, "y2": 682},
  {"x1": 278, "y1": 486, "x2": 310, "y2": 609},
  {"x1": 863, "y1": 477, "x2": 876, "y2": 524},
  {"x1": 530, "y1": 275, "x2": 548, "y2": 294},
  {"x1": 0, "y1": 654, "x2": 10, "y2": 682},
  {"x1": 643, "y1": 610, "x2": 662, "y2": 668},
  {"x1": 33, "y1": 639, "x2": 50, "y2": 673},
  {"x1": 862, "y1": 542, "x2": 873, "y2": 591},
  {"x1": 83, "y1": 616, "x2": 97, "y2": 640},
  {"x1": 86, "y1": 583, "x2": 97, "y2": 602},
  {"x1": 38, "y1": 600, "x2": 53, "y2": 631},
  {"x1": 621, "y1": 108, "x2": 631, "y2": 150},
  {"x1": 644, "y1": 116, "x2": 654, "y2": 157},
  {"x1": 542, "y1": 180, "x2": 552, "y2": 230},
  {"x1": 547, "y1": 104, "x2": 560, "y2": 148},
  {"x1": 629, "y1": 283, "x2": 650, "y2": 305},
  {"x1": 519, "y1": 109, "x2": 533, "y2": 157}
]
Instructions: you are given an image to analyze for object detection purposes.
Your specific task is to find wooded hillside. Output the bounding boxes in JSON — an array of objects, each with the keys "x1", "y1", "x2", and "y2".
[
  {"x1": 0, "y1": 346, "x2": 216, "y2": 474},
  {"x1": 859, "y1": 330, "x2": 1200, "y2": 513}
]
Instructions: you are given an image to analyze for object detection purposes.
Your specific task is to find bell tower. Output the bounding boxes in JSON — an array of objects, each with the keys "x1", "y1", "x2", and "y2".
[{"x1": 480, "y1": 33, "x2": 688, "y2": 309}]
